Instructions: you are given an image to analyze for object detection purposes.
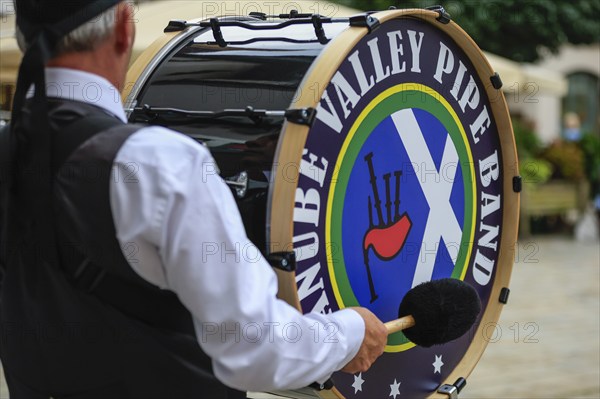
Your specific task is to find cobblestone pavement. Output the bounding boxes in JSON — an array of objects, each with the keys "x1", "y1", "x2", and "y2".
[
  {"x1": 1, "y1": 237, "x2": 599, "y2": 399},
  {"x1": 462, "y1": 237, "x2": 600, "y2": 399}
]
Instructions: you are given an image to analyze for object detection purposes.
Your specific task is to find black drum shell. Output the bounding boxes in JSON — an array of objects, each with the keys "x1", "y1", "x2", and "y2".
[{"x1": 128, "y1": 21, "x2": 347, "y2": 251}]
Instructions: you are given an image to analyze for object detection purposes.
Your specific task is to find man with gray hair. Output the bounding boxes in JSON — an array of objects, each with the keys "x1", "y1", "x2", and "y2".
[{"x1": 0, "y1": 1, "x2": 387, "y2": 397}]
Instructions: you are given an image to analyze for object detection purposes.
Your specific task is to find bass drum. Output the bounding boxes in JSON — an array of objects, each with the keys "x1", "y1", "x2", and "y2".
[{"x1": 124, "y1": 9, "x2": 519, "y2": 399}]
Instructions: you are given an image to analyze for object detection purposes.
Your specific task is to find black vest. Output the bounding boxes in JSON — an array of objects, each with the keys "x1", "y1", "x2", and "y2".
[{"x1": 0, "y1": 99, "x2": 244, "y2": 398}]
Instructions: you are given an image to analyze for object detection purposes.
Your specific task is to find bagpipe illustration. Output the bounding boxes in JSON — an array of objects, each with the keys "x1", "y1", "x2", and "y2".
[{"x1": 363, "y1": 152, "x2": 412, "y2": 303}]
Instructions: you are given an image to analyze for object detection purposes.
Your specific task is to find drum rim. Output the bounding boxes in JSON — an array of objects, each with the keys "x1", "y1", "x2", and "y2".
[{"x1": 267, "y1": 9, "x2": 519, "y2": 398}]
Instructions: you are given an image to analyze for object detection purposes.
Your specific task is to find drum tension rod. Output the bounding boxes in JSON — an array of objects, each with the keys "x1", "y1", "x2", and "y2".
[
  {"x1": 250, "y1": 10, "x2": 328, "y2": 20},
  {"x1": 134, "y1": 104, "x2": 287, "y2": 125},
  {"x1": 438, "y1": 377, "x2": 467, "y2": 399}
]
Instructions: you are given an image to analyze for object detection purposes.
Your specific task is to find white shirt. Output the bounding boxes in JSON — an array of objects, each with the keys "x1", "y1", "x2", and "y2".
[{"x1": 43, "y1": 67, "x2": 364, "y2": 391}]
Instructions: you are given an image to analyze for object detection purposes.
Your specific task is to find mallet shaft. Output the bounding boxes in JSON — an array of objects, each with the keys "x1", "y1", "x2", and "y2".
[{"x1": 384, "y1": 315, "x2": 415, "y2": 334}]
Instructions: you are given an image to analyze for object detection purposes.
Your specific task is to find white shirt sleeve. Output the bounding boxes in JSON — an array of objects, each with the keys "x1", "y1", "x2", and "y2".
[{"x1": 109, "y1": 126, "x2": 365, "y2": 391}]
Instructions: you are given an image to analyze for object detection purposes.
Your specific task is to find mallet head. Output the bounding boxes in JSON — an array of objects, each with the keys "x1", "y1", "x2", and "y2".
[{"x1": 398, "y1": 278, "x2": 481, "y2": 347}]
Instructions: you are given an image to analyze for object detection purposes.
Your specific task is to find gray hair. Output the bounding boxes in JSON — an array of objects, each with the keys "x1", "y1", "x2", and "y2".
[{"x1": 15, "y1": 4, "x2": 119, "y2": 55}]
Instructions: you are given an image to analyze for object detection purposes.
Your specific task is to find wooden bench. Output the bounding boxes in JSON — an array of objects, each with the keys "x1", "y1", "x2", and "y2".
[{"x1": 520, "y1": 180, "x2": 589, "y2": 236}]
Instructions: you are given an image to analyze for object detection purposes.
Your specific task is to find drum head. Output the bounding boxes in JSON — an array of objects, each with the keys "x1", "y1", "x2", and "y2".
[{"x1": 268, "y1": 9, "x2": 519, "y2": 398}]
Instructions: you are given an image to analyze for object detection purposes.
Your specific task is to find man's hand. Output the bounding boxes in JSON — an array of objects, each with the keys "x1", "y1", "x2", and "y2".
[{"x1": 341, "y1": 307, "x2": 387, "y2": 374}]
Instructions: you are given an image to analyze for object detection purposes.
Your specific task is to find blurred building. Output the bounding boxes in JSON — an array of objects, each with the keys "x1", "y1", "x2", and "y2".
[
  {"x1": 538, "y1": 44, "x2": 600, "y2": 139},
  {"x1": 506, "y1": 43, "x2": 600, "y2": 144},
  {"x1": 3, "y1": 0, "x2": 597, "y2": 145}
]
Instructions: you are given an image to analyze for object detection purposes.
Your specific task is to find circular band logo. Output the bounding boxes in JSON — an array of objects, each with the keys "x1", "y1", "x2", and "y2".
[
  {"x1": 327, "y1": 85, "x2": 476, "y2": 352},
  {"x1": 289, "y1": 16, "x2": 506, "y2": 397}
]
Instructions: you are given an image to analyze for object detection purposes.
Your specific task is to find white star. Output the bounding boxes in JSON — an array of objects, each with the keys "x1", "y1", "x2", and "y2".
[
  {"x1": 433, "y1": 355, "x2": 444, "y2": 374},
  {"x1": 389, "y1": 379, "x2": 401, "y2": 398},
  {"x1": 352, "y1": 372, "x2": 365, "y2": 394}
]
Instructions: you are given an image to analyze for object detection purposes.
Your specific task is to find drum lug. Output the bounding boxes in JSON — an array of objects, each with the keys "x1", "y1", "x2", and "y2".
[
  {"x1": 437, "y1": 377, "x2": 467, "y2": 399},
  {"x1": 426, "y1": 5, "x2": 452, "y2": 24},
  {"x1": 224, "y1": 171, "x2": 248, "y2": 198},
  {"x1": 308, "y1": 378, "x2": 335, "y2": 391},
  {"x1": 285, "y1": 107, "x2": 317, "y2": 127},
  {"x1": 499, "y1": 287, "x2": 511, "y2": 304},
  {"x1": 164, "y1": 20, "x2": 188, "y2": 33},
  {"x1": 490, "y1": 72, "x2": 504, "y2": 90},
  {"x1": 349, "y1": 14, "x2": 381, "y2": 33},
  {"x1": 267, "y1": 251, "x2": 297, "y2": 272},
  {"x1": 513, "y1": 176, "x2": 522, "y2": 193}
]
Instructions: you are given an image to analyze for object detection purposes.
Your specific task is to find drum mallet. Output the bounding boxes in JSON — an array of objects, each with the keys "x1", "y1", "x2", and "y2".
[
  {"x1": 309, "y1": 279, "x2": 480, "y2": 393},
  {"x1": 384, "y1": 278, "x2": 481, "y2": 347}
]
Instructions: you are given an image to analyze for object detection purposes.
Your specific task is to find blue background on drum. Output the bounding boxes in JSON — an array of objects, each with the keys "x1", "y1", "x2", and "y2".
[{"x1": 341, "y1": 109, "x2": 466, "y2": 322}]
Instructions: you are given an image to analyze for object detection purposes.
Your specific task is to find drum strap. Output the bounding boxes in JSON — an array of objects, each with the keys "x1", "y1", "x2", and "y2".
[{"x1": 0, "y1": 123, "x2": 10, "y2": 280}]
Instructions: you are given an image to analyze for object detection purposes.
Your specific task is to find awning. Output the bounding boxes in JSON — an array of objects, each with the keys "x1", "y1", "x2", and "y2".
[
  {"x1": 521, "y1": 64, "x2": 568, "y2": 96},
  {"x1": 483, "y1": 52, "x2": 568, "y2": 97},
  {"x1": 1, "y1": 1, "x2": 361, "y2": 87}
]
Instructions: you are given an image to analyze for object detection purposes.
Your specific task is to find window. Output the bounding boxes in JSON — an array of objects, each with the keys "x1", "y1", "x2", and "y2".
[{"x1": 563, "y1": 72, "x2": 600, "y2": 136}]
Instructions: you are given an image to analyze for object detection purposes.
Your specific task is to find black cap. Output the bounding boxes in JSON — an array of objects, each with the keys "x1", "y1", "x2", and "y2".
[
  {"x1": 15, "y1": 0, "x2": 123, "y2": 52},
  {"x1": 12, "y1": 0, "x2": 124, "y2": 119}
]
